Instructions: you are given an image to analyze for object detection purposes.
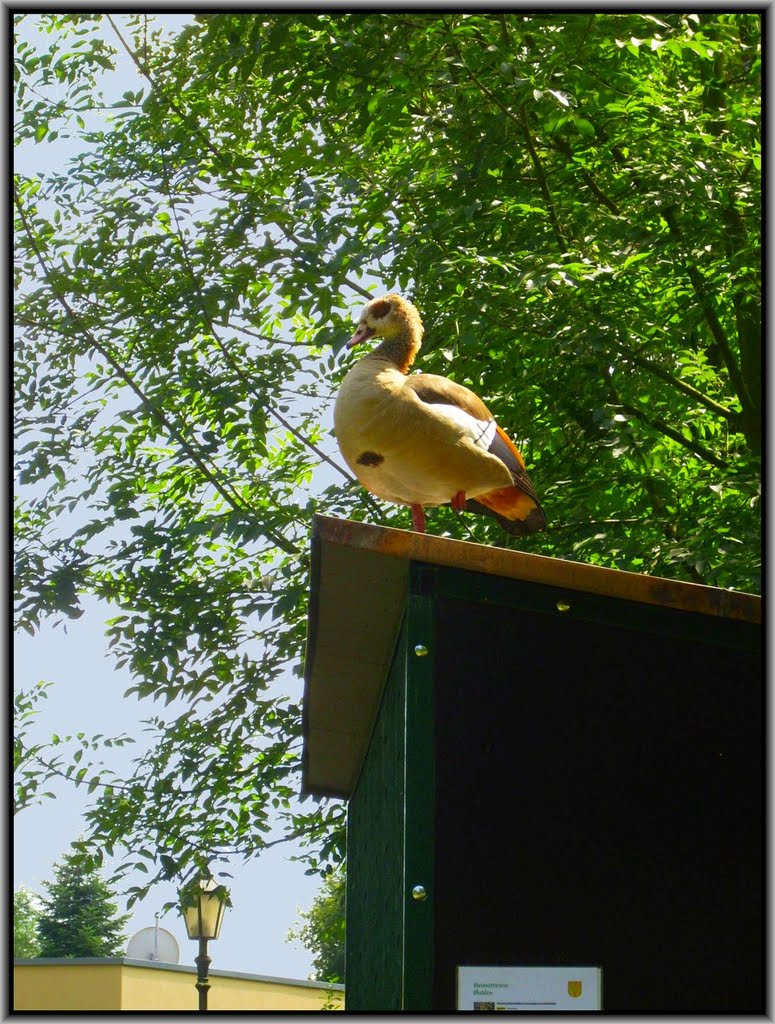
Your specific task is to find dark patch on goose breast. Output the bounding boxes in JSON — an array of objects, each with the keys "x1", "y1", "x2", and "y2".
[{"x1": 357, "y1": 450, "x2": 384, "y2": 467}]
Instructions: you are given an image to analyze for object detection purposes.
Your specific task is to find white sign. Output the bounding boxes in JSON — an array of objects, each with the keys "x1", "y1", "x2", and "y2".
[{"x1": 457, "y1": 966, "x2": 602, "y2": 1011}]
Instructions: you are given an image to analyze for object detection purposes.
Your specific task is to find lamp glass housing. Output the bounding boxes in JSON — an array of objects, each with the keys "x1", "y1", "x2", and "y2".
[{"x1": 182, "y1": 879, "x2": 226, "y2": 941}]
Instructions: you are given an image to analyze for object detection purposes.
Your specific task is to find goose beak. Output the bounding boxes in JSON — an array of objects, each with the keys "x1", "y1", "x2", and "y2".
[{"x1": 347, "y1": 325, "x2": 375, "y2": 348}]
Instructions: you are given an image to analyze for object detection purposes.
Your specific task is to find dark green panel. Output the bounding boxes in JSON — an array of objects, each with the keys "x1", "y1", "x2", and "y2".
[
  {"x1": 418, "y1": 564, "x2": 759, "y2": 652},
  {"x1": 345, "y1": 625, "x2": 406, "y2": 1011},
  {"x1": 431, "y1": 593, "x2": 762, "y2": 1012},
  {"x1": 402, "y1": 589, "x2": 436, "y2": 1010}
]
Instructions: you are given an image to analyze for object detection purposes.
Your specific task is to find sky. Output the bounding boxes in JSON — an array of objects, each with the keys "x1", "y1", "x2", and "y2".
[
  {"x1": 13, "y1": 11, "x2": 339, "y2": 983},
  {"x1": 15, "y1": 611, "x2": 324, "y2": 980}
]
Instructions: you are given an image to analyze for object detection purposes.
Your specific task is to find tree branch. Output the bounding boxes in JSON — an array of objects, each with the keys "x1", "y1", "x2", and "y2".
[
  {"x1": 442, "y1": 30, "x2": 568, "y2": 252},
  {"x1": 662, "y1": 206, "x2": 755, "y2": 421},
  {"x1": 549, "y1": 134, "x2": 621, "y2": 215},
  {"x1": 610, "y1": 334, "x2": 735, "y2": 421},
  {"x1": 601, "y1": 363, "x2": 726, "y2": 469},
  {"x1": 618, "y1": 401, "x2": 726, "y2": 469},
  {"x1": 546, "y1": 517, "x2": 645, "y2": 534},
  {"x1": 519, "y1": 105, "x2": 569, "y2": 252},
  {"x1": 105, "y1": 15, "x2": 374, "y2": 303},
  {"x1": 155, "y1": 169, "x2": 383, "y2": 515},
  {"x1": 14, "y1": 188, "x2": 299, "y2": 556}
]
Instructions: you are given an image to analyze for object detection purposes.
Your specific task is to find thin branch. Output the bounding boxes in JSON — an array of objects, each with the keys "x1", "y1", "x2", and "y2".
[
  {"x1": 610, "y1": 335, "x2": 735, "y2": 421},
  {"x1": 166, "y1": 184, "x2": 355, "y2": 485},
  {"x1": 601, "y1": 364, "x2": 725, "y2": 469},
  {"x1": 618, "y1": 401, "x2": 726, "y2": 470},
  {"x1": 156, "y1": 168, "x2": 382, "y2": 513},
  {"x1": 105, "y1": 15, "x2": 374, "y2": 303},
  {"x1": 519, "y1": 105, "x2": 569, "y2": 252},
  {"x1": 24, "y1": 754, "x2": 297, "y2": 860},
  {"x1": 546, "y1": 517, "x2": 645, "y2": 534},
  {"x1": 14, "y1": 188, "x2": 299, "y2": 556},
  {"x1": 106, "y1": 21, "x2": 386, "y2": 504},
  {"x1": 549, "y1": 135, "x2": 621, "y2": 215},
  {"x1": 17, "y1": 81, "x2": 122, "y2": 116},
  {"x1": 441, "y1": 31, "x2": 569, "y2": 253},
  {"x1": 452, "y1": 46, "x2": 524, "y2": 127},
  {"x1": 662, "y1": 206, "x2": 754, "y2": 417},
  {"x1": 453, "y1": 53, "x2": 563, "y2": 246}
]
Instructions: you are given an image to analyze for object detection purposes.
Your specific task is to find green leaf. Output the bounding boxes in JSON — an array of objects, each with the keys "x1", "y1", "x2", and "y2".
[{"x1": 572, "y1": 117, "x2": 595, "y2": 138}]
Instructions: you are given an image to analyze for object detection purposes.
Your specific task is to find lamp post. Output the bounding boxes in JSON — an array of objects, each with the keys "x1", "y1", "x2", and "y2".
[{"x1": 180, "y1": 878, "x2": 228, "y2": 1012}]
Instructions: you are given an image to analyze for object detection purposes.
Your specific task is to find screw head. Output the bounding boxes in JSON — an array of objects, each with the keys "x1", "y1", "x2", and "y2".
[
  {"x1": 411, "y1": 885, "x2": 427, "y2": 901},
  {"x1": 414, "y1": 643, "x2": 429, "y2": 657}
]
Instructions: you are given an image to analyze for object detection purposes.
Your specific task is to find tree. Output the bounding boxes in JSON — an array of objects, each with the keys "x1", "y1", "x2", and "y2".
[
  {"x1": 36, "y1": 849, "x2": 131, "y2": 958},
  {"x1": 14, "y1": 13, "x2": 760, "y2": 904},
  {"x1": 14, "y1": 886, "x2": 42, "y2": 958},
  {"x1": 287, "y1": 868, "x2": 345, "y2": 983}
]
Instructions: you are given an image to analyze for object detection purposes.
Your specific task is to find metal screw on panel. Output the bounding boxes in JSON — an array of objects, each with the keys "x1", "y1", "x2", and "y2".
[
  {"x1": 414, "y1": 644, "x2": 429, "y2": 657},
  {"x1": 556, "y1": 601, "x2": 571, "y2": 613},
  {"x1": 411, "y1": 885, "x2": 428, "y2": 901}
]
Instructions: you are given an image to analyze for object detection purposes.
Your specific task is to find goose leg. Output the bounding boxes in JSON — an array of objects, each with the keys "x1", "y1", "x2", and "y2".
[
  {"x1": 451, "y1": 490, "x2": 467, "y2": 512},
  {"x1": 410, "y1": 504, "x2": 426, "y2": 533}
]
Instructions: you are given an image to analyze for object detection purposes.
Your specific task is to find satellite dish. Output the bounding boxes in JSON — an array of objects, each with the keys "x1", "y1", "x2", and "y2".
[{"x1": 126, "y1": 922, "x2": 180, "y2": 964}]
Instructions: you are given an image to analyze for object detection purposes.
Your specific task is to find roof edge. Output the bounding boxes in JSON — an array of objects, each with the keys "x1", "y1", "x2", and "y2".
[
  {"x1": 311, "y1": 515, "x2": 760, "y2": 624},
  {"x1": 13, "y1": 958, "x2": 344, "y2": 989}
]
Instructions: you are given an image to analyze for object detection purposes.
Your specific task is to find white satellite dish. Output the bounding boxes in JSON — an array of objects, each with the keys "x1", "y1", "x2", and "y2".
[{"x1": 126, "y1": 921, "x2": 180, "y2": 964}]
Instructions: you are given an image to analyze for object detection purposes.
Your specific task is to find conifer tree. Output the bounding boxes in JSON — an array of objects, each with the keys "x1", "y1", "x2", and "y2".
[{"x1": 37, "y1": 851, "x2": 131, "y2": 958}]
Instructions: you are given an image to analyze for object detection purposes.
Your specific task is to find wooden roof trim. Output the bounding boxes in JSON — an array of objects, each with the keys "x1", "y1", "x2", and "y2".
[{"x1": 312, "y1": 516, "x2": 760, "y2": 624}]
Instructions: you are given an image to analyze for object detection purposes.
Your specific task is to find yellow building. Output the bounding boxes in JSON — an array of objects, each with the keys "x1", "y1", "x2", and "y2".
[{"x1": 14, "y1": 958, "x2": 344, "y2": 1011}]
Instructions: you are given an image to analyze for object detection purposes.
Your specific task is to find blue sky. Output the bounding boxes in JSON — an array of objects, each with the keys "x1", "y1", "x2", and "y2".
[{"x1": 15, "y1": 607, "x2": 323, "y2": 979}]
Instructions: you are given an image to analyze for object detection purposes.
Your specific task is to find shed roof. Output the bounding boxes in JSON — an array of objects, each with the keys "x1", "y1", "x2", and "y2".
[{"x1": 302, "y1": 515, "x2": 760, "y2": 798}]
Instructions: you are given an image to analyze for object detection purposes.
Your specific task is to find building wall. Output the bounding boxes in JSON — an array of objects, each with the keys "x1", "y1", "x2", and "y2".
[
  {"x1": 14, "y1": 963, "x2": 124, "y2": 1012},
  {"x1": 14, "y1": 960, "x2": 344, "y2": 1011}
]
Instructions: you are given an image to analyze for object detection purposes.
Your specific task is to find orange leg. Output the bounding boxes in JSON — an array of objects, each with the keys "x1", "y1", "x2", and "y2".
[
  {"x1": 451, "y1": 490, "x2": 467, "y2": 512},
  {"x1": 411, "y1": 504, "x2": 426, "y2": 533}
]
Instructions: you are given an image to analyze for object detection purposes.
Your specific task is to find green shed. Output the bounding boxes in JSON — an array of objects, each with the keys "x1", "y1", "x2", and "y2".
[{"x1": 302, "y1": 515, "x2": 761, "y2": 1013}]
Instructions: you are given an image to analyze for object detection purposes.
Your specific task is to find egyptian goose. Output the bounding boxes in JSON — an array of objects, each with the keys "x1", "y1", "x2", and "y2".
[{"x1": 334, "y1": 293, "x2": 546, "y2": 535}]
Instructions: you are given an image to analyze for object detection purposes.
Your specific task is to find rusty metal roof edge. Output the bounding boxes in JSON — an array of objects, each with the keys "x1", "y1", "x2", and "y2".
[{"x1": 311, "y1": 515, "x2": 760, "y2": 625}]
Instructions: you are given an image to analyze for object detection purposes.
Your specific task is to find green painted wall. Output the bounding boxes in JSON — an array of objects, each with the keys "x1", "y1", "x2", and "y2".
[{"x1": 345, "y1": 626, "x2": 406, "y2": 1010}]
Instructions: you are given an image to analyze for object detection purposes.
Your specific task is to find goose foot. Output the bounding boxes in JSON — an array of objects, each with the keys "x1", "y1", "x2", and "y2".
[
  {"x1": 451, "y1": 490, "x2": 467, "y2": 512},
  {"x1": 410, "y1": 504, "x2": 426, "y2": 533}
]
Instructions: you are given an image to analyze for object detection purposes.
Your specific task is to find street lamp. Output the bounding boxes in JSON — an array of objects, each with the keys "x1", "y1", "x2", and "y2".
[{"x1": 180, "y1": 878, "x2": 228, "y2": 1012}]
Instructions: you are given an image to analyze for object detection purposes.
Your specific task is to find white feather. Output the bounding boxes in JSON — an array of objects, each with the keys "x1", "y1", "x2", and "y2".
[{"x1": 422, "y1": 403, "x2": 497, "y2": 450}]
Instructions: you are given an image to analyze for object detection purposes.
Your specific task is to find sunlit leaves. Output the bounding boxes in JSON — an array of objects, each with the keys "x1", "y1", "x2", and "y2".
[{"x1": 14, "y1": 11, "x2": 760, "y2": 901}]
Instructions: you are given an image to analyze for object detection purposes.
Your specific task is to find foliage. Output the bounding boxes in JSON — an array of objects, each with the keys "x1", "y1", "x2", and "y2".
[
  {"x1": 14, "y1": 13, "x2": 760, "y2": 904},
  {"x1": 14, "y1": 886, "x2": 42, "y2": 958},
  {"x1": 287, "y1": 868, "x2": 345, "y2": 983},
  {"x1": 37, "y1": 849, "x2": 131, "y2": 957},
  {"x1": 14, "y1": 681, "x2": 59, "y2": 812},
  {"x1": 178, "y1": 876, "x2": 232, "y2": 915}
]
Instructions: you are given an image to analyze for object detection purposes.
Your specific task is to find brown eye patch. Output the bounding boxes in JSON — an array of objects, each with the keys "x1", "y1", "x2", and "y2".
[{"x1": 369, "y1": 299, "x2": 392, "y2": 319}]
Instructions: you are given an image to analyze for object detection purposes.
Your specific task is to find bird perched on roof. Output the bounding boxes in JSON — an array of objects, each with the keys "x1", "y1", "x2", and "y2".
[{"x1": 334, "y1": 293, "x2": 546, "y2": 535}]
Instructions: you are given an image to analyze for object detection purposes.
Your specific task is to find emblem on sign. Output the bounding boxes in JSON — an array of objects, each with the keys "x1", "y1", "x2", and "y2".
[{"x1": 568, "y1": 980, "x2": 582, "y2": 998}]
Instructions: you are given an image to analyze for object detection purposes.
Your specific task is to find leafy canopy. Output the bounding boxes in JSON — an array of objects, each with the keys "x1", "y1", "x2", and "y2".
[
  {"x1": 287, "y1": 867, "x2": 345, "y2": 983},
  {"x1": 14, "y1": 12, "x2": 760, "y2": 905}
]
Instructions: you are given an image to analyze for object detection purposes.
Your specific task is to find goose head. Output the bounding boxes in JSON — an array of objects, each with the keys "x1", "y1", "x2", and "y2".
[{"x1": 347, "y1": 293, "x2": 425, "y2": 350}]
